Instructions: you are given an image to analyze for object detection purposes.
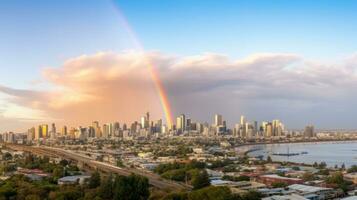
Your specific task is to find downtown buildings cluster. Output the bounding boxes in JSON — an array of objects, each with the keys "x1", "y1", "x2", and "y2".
[{"x1": 0, "y1": 112, "x2": 318, "y2": 144}]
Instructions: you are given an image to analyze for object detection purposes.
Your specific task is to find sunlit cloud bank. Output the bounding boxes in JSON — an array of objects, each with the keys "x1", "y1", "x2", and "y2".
[{"x1": 1, "y1": 51, "x2": 357, "y2": 131}]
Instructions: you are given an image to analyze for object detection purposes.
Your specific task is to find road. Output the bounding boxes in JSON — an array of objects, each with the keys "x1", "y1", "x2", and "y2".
[{"x1": 4, "y1": 144, "x2": 191, "y2": 191}]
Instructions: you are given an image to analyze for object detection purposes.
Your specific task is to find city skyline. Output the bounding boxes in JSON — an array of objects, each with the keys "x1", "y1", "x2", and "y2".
[{"x1": 2, "y1": 0, "x2": 357, "y2": 131}]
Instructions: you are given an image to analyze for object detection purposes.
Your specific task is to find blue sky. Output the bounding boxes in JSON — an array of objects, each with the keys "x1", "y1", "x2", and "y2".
[
  {"x1": 1, "y1": 0, "x2": 357, "y2": 130},
  {"x1": 2, "y1": 0, "x2": 357, "y2": 88}
]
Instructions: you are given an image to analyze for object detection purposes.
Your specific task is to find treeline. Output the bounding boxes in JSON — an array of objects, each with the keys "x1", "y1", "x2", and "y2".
[{"x1": 0, "y1": 171, "x2": 150, "y2": 200}]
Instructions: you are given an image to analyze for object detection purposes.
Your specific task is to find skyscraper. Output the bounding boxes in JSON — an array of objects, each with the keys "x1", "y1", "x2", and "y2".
[
  {"x1": 176, "y1": 114, "x2": 186, "y2": 131},
  {"x1": 61, "y1": 126, "x2": 67, "y2": 136},
  {"x1": 240, "y1": 115, "x2": 246, "y2": 125},
  {"x1": 41, "y1": 124, "x2": 48, "y2": 138},
  {"x1": 92, "y1": 121, "x2": 101, "y2": 138},
  {"x1": 50, "y1": 123, "x2": 56, "y2": 139},
  {"x1": 36, "y1": 125, "x2": 42, "y2": 140},
  {"x1": 304, "y1": 125, "x2": 315, "y2": 138},
  {"x1": 214, "y1": 114, "x2": 223, "y2": 127},
  {"x1": 27, "y1": 127, "x2": 35, "y2": 141}
]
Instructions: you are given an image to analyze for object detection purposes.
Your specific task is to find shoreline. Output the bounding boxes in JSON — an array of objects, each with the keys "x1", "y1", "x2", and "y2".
[
  {"x1": 235, "y1": 138, "x2": 357, "y2": 151},
  {"x1": 235, "y1": 138, "x2": 357, "y2": 167}
]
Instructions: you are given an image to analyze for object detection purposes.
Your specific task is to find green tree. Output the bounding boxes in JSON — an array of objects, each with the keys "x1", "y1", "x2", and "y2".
[
  {"x1": 116, "y1": 159, "x2": 124, "y2": 167},
  {"x1": 188, "y1": 186, "x2": 236, "y2": 200},
  {"x1": 241, "y1": 191, "x2": 263, "y2": 200},
  {"x1": 302, "y1": 172, "x2": 315, "y2": 181},
  {"x1": 161, "y1": 192, "x2": 188, "y2": 200},
  {"x1": 318, "y1": 162, "x2": 327, "y2": 169},
  {"x1": 99, "y1": 174, "x2": 114, "y2": 200},
  {"x1": 347, "y1": 165, "x2": 357, "y2": 173},
  {"x1": 88, "y1": 171, "x2": 101, "y2": 189},
  {"x1": 113, "y1": 174, "x2": 150, "y2": 200},
  {"x1": 191, "y1": 170, "x2": 210, "y2": 190},
  {"x1": 266, "y1": 156, "x2": 272, "y2": 163},
  {"x1": 52, "y1": 167, "x2": 64, "y2": 179},
  {"x1": 59, "y1": 159, "x2": 69, "y2": 167},
  {"x1": 3, "y1": 152, "x2": 12, "y2": 161},
  {"x1": 271, "y1": 182, "x2": 288, "y2": 188}
]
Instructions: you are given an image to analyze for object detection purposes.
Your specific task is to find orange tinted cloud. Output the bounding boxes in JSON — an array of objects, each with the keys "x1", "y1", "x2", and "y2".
[{"x1": 2, "y1": 51, "x2": 357, "y2": 131}]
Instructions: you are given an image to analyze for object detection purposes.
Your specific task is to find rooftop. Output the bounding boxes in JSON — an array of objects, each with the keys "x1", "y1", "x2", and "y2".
[{"x1": 288, "y1": 184, "x2": 331, "y2": 193}]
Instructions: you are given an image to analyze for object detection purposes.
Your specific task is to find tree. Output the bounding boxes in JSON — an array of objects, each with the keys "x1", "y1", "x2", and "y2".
[
  {"x1": 271, "y1": 182, "x2": 288, "y2": 188},
  {"x1": 241, "y1": 191, "x2": 263, "y2": 200},
  {"x1": 113, "y1": 174, "x2": 150, "y2": 200},
  {"x1": 188, "y1": 186, "x2": 236, "y2": 200},
  {"x1": 266, "y1": 156, "x2": 272, "y2": 163},
  {"x1": 88, "y1": 171, "x2": 101, "y2": 189},
  {"x1": 302, "y1": 172, "x2": 315, "y2": 181},
  {"x1": 3, "y1": 152, "x2": 12, "y2": 161},
  {"x1": 99, "y1": 174, "x2": 114, "y2": 200},
  {"x1": 326, "y1": 172, "x2": 353, "y2": 193},
  {"x1": 191, "y1": 170, "x2": 210, "y2": 190},
  {"x1": 313, "y1": 162, "x2": 318, "y2": 168},
  {"x1": 347, "y1": 165, "x2": 357, "y2": 173},
  {"x1": 116, "y1": 159, "x2": 124, "y2": 167},
  {"x1": 52, "y1": 167, "x2": 64, "y2": 180},
  {"x1": 161, "y1": 192, "x2": 188, "y2": 200},
  {"x1": 59, "y1": 159, "x2": 69, "y2": 167},
  {"x1": 318, "y1": 162, "x2": 327, "y2": 169}
]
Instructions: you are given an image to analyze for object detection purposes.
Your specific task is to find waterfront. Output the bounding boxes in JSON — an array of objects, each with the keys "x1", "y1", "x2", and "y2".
[{"x1": 246, "y1": 141, "x2": 357, "y2": 167}]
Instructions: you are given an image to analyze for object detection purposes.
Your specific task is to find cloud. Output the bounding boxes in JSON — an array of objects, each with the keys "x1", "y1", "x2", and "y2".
[{"x1": 1, "y1": 50, "x2": 357, "y2": 131}]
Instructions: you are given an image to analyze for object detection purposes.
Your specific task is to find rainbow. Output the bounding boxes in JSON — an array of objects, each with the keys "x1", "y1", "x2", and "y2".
[{"x1": 110, "y1": 2, "x2": 173, "y2": 127}]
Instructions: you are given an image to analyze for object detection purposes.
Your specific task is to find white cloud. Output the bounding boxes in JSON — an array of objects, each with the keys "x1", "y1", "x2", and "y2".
[{"x1": 1, "y1": 50, "x2": 357, "y2": 130}]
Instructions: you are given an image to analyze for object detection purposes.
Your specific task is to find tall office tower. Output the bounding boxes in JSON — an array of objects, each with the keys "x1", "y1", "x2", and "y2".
[
  {"x1": 240, "y1": 115, "x2": 246, "y2": 125},
  {"x1": 245, "y1": 123, "x2": 251, "y2": 138},
  {"x1": 261, "y1": 121, "x2": 268, "y2": 135},
  {"x1": 50, "y1": 123, "x2": 56, "y2": 139},
  {"x1": 131, "y1": 121, "x2": 139, "y2": 133},
  {"x1": 266, "y1": 123, "x2": 273, "y2": 137},
  {"x1": 27, "y1": 127, "x2": 36, "y2": 141},
  {"x1": 78, "y1": 127, "x2": 88, "y2": 140},
  {"x1": 92, "y1": 121, "x2": 101, "y2": 138},
  {"x1": 88, "y1": 126, "x2": 95, "y2": 137},
  {"x1": 69, "y1": 127, "x2": 76, "y2": 139},
  {"x1": 253, "y1": 121, "x2": 258, "y2": 136},
  {"x1": 196, "y1": 122, "x2": 203, "y2": 133},
  {"x1": 6, "y1": 132, "x2": 15, "y2": 143},
  {"x1": 113, "y1": 122, "x2": 120, "y2": 136},
  {"x1": 122, "y1": 123, "x2": 127, "y2": 131},
  {"x1": 176, "y1": 114, "x2": 186, "y2": 131},
  {"x1": 304, "y1": 125, "x2": 315, "y2": 138},
  {"x1": 41, "y1": 124, "x2": 48, "y2": 138},
  {"x1": 114, "y1": 122, "x2": 120, "y2": 131},
  {"x1": 155, "y1": 119, "x2": 162, "y2": 133},
  {"x1": 102, "y1": 124, "x2": 108, "y2": 138},
  {"x1": 186, "y1": 118, "x2": 191, "y2": 131},
  {"x1": 140, "y1": 112, "x2": 150, "y2": 129},
  {"x1": 108, "y1": 123, "x2": 114, "y2": 137},
  {"x1": 146, "y1": 112, "x2": 150, "y2": 124},
  {"x1": 214, "y1": 114, "x2": 223, "y2": 126},
  {"x1": 36, "y1": 125, "x2": 42, "y2": 140},
  {"x1": 272, "y1": 120, "x2": 281, "y2": 136},
  {"x1": 61, "y1": 126, "x2": 68, "y2": 136},
  {"x1": 233, "y1": 124, "x2": 240, "y2": 137},
  {"x1": 161, "y1": 125, "x2": 167, "y2": 134},
  {"x1": 140, "y1": 116, "x2": 146, "y2": 129}
]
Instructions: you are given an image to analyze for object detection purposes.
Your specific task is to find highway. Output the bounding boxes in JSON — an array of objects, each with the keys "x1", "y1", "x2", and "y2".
[{"x1": 4, "y1": 144, "x2": 191, "y2": 191}]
